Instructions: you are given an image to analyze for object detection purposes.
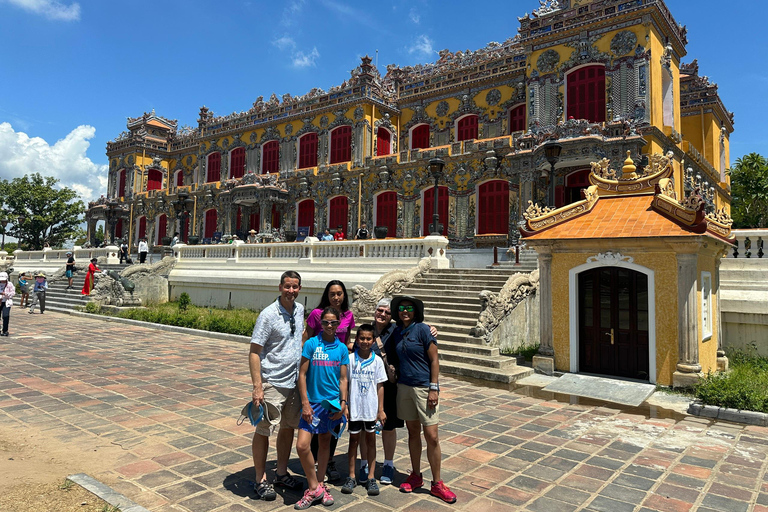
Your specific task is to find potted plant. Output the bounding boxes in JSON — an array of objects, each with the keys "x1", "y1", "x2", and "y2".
[
  {"x1": 284, "y1": 230, "x2": 298, "y2": 242},
  {"x1": 188, "y1": 235, "x2": 200, "y2": 245},
  {"x1": 374, "y1": 226, "x2": 388, "y2": 239}
]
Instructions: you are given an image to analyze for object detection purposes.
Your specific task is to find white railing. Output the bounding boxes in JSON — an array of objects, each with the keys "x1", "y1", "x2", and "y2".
[
  {"x1": 727, "y1": 229, "x2": 767, "y2": 259},
  {"x1": 12, "y1": 248, "x2": 110, "y2": 261},
  {"x1": 175, "y1": 236, "x2": 450, "y2": 265}
]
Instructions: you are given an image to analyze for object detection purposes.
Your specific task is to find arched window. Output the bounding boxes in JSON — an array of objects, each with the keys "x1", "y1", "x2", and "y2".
[
  {"x1": 299, "y1": 133, "x2": 318, "y2": 169},
  {"x1": 457, "y1": 115, "x2": 479, "y2": 142},
  {"x1": 117, "y1": 169, "x2": 127, "y2": 198},
  {"x1": 411, "y1": 124, "x2": 430, "y2": 150},
  {"x1": 477, "y1": 180, "x2": 509, "y2": 235},
  {"x1": 262, "y1": 141, "x2": 280, "y2": 174},
  {"x1": 509, "y1": 105, "x2": 526, "y2": 133},
  {"x1": 561, "y1": 169, "x2": 591, "y2": 207},
  {"x1": 376, "y1": 128, "x2": 391, "y2": 156},
  {"x1": 207, "y1": 152, "x2": 221, "y2": 182},
  {"x1": 328, "y1": 196, "x2": 348, "y2": 236},
  {"x1": 230, "y1": 147, "x2": 245, "y2": 179},
  {"x1": 330, "y1": 126, "x2": 352, "y2": 164},
  {"x1": 156, "y1": 214, "x2": 167, "y2": 244},
  {"x1": 375, "y1": 191, "x2": 397, "y2": 237},
  {"x1": 297, "y1": 199, "x2": 315, "y2": 236},
  {"x1": 175, "y1": 170, "x2": 184, "y2": 187},
  {"x1": 567, "y1": 65, "x2": 606, "y2": 123},
  {"x1": 422, "y1": 186, "x2": 448, "y2": 236},
  {"x1": 204, "y1": 209, "x2": 217, "y2": 239},
  {"x1": 138, "y1": 216, "x2": 147, "y2": 240},
  {"x1": 146, "y1": 169, "x2": 162, "y2": 191},
  {"x1": 115, "y1": 218, "x2": 124, "y2": 239}
]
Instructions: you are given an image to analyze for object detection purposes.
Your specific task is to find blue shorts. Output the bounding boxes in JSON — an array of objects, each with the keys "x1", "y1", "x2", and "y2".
[
  {"x1": 298, "y1": 402, "x2": 344, "y2": 435},
  {"x1": 65, "y1": 270, "x2": 73, "y2": 278}
]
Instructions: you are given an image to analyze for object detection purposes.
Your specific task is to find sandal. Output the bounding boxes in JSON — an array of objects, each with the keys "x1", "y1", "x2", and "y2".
[
  {"x1": 254, "y1": 481, "x2": 276, "y2": 501},
  {"x1": 275, "y1": 471, "x2": 301, "y2": 490}
]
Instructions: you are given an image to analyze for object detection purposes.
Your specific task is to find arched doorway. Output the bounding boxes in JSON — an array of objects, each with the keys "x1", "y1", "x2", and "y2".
[
  {"x1": 422, "y1": 186, "x2": 448, "y2": 236},
  {"x1": 477, "y1": 180, "x2": 509, "y2": 235},
  {"x1": 577, "y1": 266, "x2": 650, "y2": 380},
  {"x1": 297, "y1": 200, "x2": 315, "y2": 236}
]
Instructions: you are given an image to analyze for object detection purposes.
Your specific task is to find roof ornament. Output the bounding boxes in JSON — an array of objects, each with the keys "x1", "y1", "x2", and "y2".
[
  {"x1": 533, "y1": 0, "x2": 563, "y2": 17},
  {"x1": 621, "y1": 151, "x2": 638, "y2": 180}
]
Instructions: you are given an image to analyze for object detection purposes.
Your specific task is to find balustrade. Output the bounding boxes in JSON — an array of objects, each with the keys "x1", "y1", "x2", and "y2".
[{"x1": 728, "y1": 229, "x2": 767, "y2": 259}]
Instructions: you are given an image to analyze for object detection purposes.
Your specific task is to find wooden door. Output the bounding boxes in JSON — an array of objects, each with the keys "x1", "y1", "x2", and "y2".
[{"x1": 579, "y1": 267, "x2": 649, "y2": 380}]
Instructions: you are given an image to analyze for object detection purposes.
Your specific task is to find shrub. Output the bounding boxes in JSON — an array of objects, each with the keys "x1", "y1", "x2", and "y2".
[
  {"x1": 84, "y1": 302, "x2": 100, "y2": 314},
  {"x1": 114, "y1": 301, "x2": 258, "y2": 336},
  {"x1": 178, "y1": 292, "x2": 191, "y2": 312},
  {"x1": 694, "y1": 348, "x2": 768, "y2": 413}
]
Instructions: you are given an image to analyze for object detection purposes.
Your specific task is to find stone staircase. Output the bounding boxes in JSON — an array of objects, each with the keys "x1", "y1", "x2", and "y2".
[
  {"x1": 44, "y1": 263, "x2": 132, "y2": 313},
  {"x1": 394, "y1": 269, "x2": 535, "y2": 383},
  {"x1": 489, "y1": 247, "x2": 539, "y2": 273}
]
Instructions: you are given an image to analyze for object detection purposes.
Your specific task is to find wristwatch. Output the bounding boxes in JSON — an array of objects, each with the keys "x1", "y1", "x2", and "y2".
[{"x1": 429, "y1": 383, "x2": 440, "y2": 392}]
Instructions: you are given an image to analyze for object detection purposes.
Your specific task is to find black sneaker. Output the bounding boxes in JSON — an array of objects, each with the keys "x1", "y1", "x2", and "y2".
[
  {"x1": 254, "y1": 481, "x2": 276, "y2": 501},
  {"x1": 326, "y1": 461, "x2": 340, "y2": 482},
  {"x1": 341, "y1": 477, "x2": 356, "y2": 494},
  {"x1": 366, "y1": 479, "x2": 380, "y2": 496}
]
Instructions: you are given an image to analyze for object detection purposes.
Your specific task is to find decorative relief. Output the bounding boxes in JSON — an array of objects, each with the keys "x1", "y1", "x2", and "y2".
[
  {"x1": 319, "y1": 115, "x2": 329, "y2": 128},
  {"x1": 436, "y1": 101, "x2": 450, "y2": 117},
  {"x1": 523, "y1": 200, "x2": 553, "y2": 220},
  {"x1": 285, "y1": 124, "x2": 293, "y2": 136},
  {"x1": 469, "y1": 269, "x2": 540, "y2": 343},
  {"x1": 354, "y1": 106, "x2": 364, "y2": 121},
  {"x1": 350, "y1": 259, "x2": 432, "y2": 318},
  {"x1": 586, "y1": 252, "x2": 635, "y2": 265},
  {"x1": 485, "y1": 89, "x2": 501, "y2": 107},
  {"x1": 536, "y1": 50, "x2": 560, "y2": 74},
  {"x1": 610, "y1": 31, "x2": 637, "y2": 57}
]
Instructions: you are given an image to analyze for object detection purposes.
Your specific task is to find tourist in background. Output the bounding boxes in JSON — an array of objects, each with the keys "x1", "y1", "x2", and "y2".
[
  {"x1": 320, "y1": 228, "x2": 333, "y2": 241},
  {"x1": 333, "y1": 225, "x2": 345, "y2": 240},
  {"x1": 17, "y1": 272, "x2": 29, "y2": 308},
  {"x1": 354, "y1": 222, "x2": 370, "y2": 240},
  {"x1": 171, "y1": 232, "x2": 180, "y2": 246},
  {"x1": 119, "y1": 240, "x2": 129, "y2": 264},
  {"x1": 65, "y1": 252, "x2": 75, "y2": 289},
  {"x1": 28, "y1": 273, "x2": 48, "y2": 315},
  {"x1": 81, "y1": 258, "x2": 100, "y2": 296},
  {"x1": 388, "y1": 295, "x2": 456, "y2": 504},
  {"x1": 138, "y1": 238, "x2": 149, "y2": 263},
  {"x1": 249, "y1": 270, "x2": 304, "y2": 501},
  {"x1": 248, "y1": 229, "x2": 258, "y2": 243},
  {"x1": 304, "y1": 279, "x2": 355, "y2": 481},
  {"x1": 0, "y1": 272, "x2": 15, "y2": 336}
]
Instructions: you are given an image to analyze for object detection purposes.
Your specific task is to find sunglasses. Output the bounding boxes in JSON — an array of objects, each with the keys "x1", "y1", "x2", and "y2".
[
  {"x1": 321, "y1": 320, "x2": 340, "y2": 326},
  {"x1": 289, "y1": 315, "x2": 295, "y2": 336},
  {"x1": 375, "y1": 308, "x2": 391, "y2": 315},
  {"x1": 398, "y1": 305, "x2": 415, "y2": 312}
]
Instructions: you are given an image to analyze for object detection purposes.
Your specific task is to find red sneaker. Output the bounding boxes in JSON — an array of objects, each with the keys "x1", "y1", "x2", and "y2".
[
  {"x1": 430, "y1": 480, "x2": 457, "y2": 504},
  {"x1": 399, "y1": 472, "x2": 423, "y2": 493}
]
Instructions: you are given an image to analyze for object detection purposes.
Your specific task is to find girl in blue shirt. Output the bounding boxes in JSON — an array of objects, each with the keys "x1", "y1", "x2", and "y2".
[{"x1": 295, "y1": 306, "x2": 349, "y2": 510}]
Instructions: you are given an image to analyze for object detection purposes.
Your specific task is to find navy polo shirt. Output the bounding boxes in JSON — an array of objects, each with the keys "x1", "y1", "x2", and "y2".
[{"x1": 390, "y1": 322, "x2": 436, "y2": 387}]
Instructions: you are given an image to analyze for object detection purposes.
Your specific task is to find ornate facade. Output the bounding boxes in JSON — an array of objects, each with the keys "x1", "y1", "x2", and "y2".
[{"x1": 89, "y1": 0, "x2": 733, "y2": 249}]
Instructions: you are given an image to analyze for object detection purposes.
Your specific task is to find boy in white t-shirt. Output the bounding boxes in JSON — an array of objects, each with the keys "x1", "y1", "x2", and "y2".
[{"x1": 342, "y1": 324, "x2": 387, "y2": 496}]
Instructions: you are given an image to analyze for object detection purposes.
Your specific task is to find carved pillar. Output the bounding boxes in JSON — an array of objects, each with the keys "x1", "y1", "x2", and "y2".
[
  {"x1": 673, "y1": 251, "x2": 701, "y2": 387},
  {"x1": 532, "y1": 245, "x2": 554, "y2": 375},
  {"x1": 259, "y1": 202, "x2": 269, "y2": 232},
  {"x1": 715, "y1": 253, "x2": 728, "y2": 371}
]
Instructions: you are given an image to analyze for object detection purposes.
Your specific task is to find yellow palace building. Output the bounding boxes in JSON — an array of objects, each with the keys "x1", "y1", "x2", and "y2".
[{"x1": 88, "y1": 0, "x2": 733, "y2": 254}]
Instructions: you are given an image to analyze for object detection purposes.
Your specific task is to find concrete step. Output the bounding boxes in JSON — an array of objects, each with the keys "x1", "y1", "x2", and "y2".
[
  {"x1": 418, "y1": 276, "x2": 511, "y2": 287},
  {"x1": 438, "y1": 350, "x2": 518, "y2": 369},
  {"x1": 404, "y1": 295, "x2": 485, "y2": 307},
  {"x1": 404, "y1": 282, "x2": 502, "y2": 292},
  {"x1": 439, "y1": 360, "x2": 534, "y2": 383},
  {"x1": 428, "y1": 269, "x2": 521, "y2": 277},
  {"x1": 422, "y1": 314, "x2": 478, "y2": 328},
  {"x1": 437, "y1": 340, "x2": 504, "y2": 357}
]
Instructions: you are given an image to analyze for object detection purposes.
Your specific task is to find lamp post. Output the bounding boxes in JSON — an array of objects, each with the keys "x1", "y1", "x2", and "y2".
[
  {"x1": 105, "y1": 199, "x2": 122, "y2": 244},
  {"x1": 174, "y1": 190, "x2": 194, "y2": 242},
  {"x1": 15, "y1": 215, "x2": 25, "y2": 248},
  {"x1": 0, "y1": 218, "x2": 8, "y2": 251},
  {"x1": 544, "y1": 142, "x2": 562, "y2": 207},
  {"x1": 428, "y1": 158, "x2": 444, "y2": 236}
]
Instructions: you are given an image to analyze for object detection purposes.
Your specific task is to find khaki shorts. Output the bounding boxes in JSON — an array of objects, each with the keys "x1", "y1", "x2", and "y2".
[
  {"x1": 255, "y1": 383, "x2": 301, "y2": 436},
  {"x1": 397, "y1": 383, "x2": 439, "y2": 426}
]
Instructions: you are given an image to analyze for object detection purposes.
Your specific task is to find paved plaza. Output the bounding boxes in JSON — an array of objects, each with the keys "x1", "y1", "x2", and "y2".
[{"x1": 1, "y1": 312, "x2": 768, "y2": 512}]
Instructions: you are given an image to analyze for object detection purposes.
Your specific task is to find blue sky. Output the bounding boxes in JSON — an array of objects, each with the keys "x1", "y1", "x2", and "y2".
[{"x1": 0, "y1": 0, "x2": 764, "y2": 202}]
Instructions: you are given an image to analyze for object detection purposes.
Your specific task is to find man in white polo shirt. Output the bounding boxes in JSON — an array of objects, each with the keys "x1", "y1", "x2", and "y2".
[{"x1": 249, "y1": 270, "x2": 304, "y2": 501}]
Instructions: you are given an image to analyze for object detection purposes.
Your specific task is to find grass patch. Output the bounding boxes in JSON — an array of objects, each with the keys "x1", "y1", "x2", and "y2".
[
  {"x1": 501, "y1": 341, "x2": 540, "y2": 361},
  {"x1": 84, "y1": 301, "x2": 260, "y2": 337},
  {"x1": 694, "y1": 347, "x2": 768, "y2": 413}
]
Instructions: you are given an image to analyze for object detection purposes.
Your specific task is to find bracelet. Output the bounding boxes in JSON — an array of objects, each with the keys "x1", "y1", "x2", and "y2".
[{"x1": 340, "y1": 399, "x2": 347, "y2": 404}]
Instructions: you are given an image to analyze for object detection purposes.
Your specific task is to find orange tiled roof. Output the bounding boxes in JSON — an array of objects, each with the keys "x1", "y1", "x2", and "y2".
[{"x1": 526, "y1": 195, "x2": 704, "y2": 240}]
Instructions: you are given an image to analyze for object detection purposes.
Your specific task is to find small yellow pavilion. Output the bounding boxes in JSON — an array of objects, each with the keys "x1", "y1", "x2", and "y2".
[{"x1": 522, "y1": 152, "x2": 733, "y2": 387}]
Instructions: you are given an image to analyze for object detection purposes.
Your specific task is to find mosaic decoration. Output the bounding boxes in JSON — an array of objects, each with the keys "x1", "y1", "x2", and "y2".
[
  {"x1": 485, "y1": 89, "x2": 501, "y2": 106},
  {"x1": 536, "y1": 50, "x2": 560, "y2": 74},
  {"x1": 320, "y1": 115, "x2": 329, "y2": 128},
  {"x1": 285, "y1": 124, "x2": 293, "y2": 136},
  {"x1": 354, "y1": 106, "x2": 364, "y2": 121},
  {"x1": 610, "y1": 31, "x2": 637, "y2": 57},
  {"x1": 436, "y1": 101, "x2": 450, "y2": 117}
]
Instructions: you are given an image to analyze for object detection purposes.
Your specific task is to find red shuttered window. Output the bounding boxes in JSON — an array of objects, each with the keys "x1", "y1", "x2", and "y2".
[
  {"x1": 204, "y1": 209, "x2": 217, "y2": 239},
  {"x1": 138, "y1": 216, "x2": 147, "y2": 239},
  {"x1": 156, "y1": 215, "x2": 167, "y2": 244},
  {"x1": 146, "y1": 169, "x2": 162, "y2": 191},
  {"x1": 207, "y1": 152, "x2": 221, "y2": 182},
  {"x1": 509, "y1": 105, "x2": 526, "y2": 133},
  {"x1": 376, "y1": 191, "x2": 397, "y2": 237},
  {"x1": 567, "y1": 65, "x2": 606, "y2": 123},
  {"x1": 329, "y1": 196, "x2": 348, "y2": 235},
  {"x1": 422, "y1": 186, "x2": 449, "y2": 236},
  {"x1": 230, "y1": 147, "x2": 245, "y2": 179},
  {"x1": 330, "y1": 126, "x2": 352, "y2": 164},
  {"x1": 299, "y1": 133, "x2": 318, "y2": 169},
  {"x1": 457, "y1": 115, "x2": 478, "y2": 142},
  {"x1": 376, "y1": 129, "x2": 391, "y2": 156},
  {"x1": 411, "y1": 124, "x2": 430, "y2": 150},
  {"x1": 477, "y1": 180, "x2": 510, "y2": 235},
  {"x1": 262, "y1": 141, "x2": 279, "y2": 173},
  {"x1": 271, "y1": 204, "x2": 280, "y2": 230},
  {"x1": 297, "y1": 200, "x2": 315, "y2": 236},
  {"x1": 118, "y1": 169, "x2": 127, "y2": 198},
  {"x1": 176, "y1": 170, "x2": 184, "y2": 187}
]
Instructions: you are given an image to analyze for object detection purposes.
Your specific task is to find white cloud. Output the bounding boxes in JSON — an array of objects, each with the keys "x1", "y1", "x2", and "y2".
[
  {"x1": 292, "y1": 47, "x2": 320, "y2": 68},
  {"x1": 280, "y1": 0, "x2": 305, "y2": 26},
  {"x1": 409, "y1": 7, "x2": 420, "y2": 24},
  {"x1": 272, "y1": 35, "x2": 296, "y2": 51},
  {"x1": 1, "y1": 0, "x2": 80, "y2": 21},
  {"x1": 408, "y1": 35, "x2": 434, "y2": 58},
  {"x1": 0, "y1": 122, "x2": 108, "y2": 202}
]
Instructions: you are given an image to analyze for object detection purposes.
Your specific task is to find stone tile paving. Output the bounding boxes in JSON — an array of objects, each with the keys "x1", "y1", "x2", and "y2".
[{"x1": 2, "y1": 313, "x2": 768, "y2": 511}]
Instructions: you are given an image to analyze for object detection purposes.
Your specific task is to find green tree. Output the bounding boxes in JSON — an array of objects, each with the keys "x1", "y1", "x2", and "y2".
[
  {"x1": 0, "y1": 173, "x2": 86, "y2": 250},
  {"x1": 729, "y1": 153, "x2": 768, "y2": 229}
]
